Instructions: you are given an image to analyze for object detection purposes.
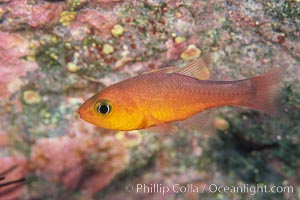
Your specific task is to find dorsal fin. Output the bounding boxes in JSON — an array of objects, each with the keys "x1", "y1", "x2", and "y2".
[
  {"x1": 143, "y1": 67, "x2": 176, "y2": 75},
  {"x1": 143, "y1": 54, "x2": 212, "y2": 80},
  {"x1": 176, "y1": 55, "x2": 211, "y2": 80}
]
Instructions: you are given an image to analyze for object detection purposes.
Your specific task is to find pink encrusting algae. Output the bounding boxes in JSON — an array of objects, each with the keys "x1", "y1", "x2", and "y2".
[{"x1": 0, "y1": 0, "x2": 299, "y2": 199}]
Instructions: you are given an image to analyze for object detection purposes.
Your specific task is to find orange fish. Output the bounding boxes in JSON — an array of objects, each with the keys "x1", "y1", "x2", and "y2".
[{"x1": 78, "y1": 56, "x2": 286, "y2": 131}]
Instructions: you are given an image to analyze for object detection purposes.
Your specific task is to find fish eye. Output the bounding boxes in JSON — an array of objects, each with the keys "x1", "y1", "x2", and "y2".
[{"x1": 96, "y1": 102, "x2": 111, "y2": 115}]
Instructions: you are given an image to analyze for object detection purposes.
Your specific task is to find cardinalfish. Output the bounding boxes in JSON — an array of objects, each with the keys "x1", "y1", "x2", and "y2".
[{"x1": 78, "y1": 56, "x2": 286, "y2": 131}]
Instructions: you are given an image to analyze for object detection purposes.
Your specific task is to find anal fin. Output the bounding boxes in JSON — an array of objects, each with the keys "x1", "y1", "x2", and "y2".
[{"x1": 184, "y1": 109, "x2": 216, "y2": 135}]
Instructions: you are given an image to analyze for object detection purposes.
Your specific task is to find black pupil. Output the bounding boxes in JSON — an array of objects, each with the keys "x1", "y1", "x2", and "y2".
[{"x1": 98, "y1": 104, "x2": 109, "y2": 114}]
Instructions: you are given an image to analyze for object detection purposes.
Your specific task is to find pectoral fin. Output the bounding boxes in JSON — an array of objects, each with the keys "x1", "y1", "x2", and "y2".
[{"x1": 146, "y1": 115, "x2": 177, "y2": 134}]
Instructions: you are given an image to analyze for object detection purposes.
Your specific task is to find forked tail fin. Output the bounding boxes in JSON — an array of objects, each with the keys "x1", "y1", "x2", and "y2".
[{"x1": 245, "y1": 66, "x2": 287, "y2": 116}]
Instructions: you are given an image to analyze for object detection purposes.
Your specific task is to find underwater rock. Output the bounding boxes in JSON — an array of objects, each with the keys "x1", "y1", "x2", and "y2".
[
  {"x1": 0, "y1": 0, "x2": 63, "y2": 31},
  {"x1": 31, "y1": 133, "x2": 130, "y2": 195},
  {"x1": 0, "y1": 156, "x2": 28, "y2": 200},
  {"x1": 102, "y1": 44, "x2": 114, "y2": 54},
  {"x1": 175, "y1": 36, "x2": 186, "y2": 44},
  {"x1": 116, "y1": 131, "x2": 143, "y2": 148},
  {"x1": 0, "y1": 132, "x2": 8, "y2": 148},
  {"x1": 76, "y1": 9, "x2": 116, "y2": 39},
  {"x1": 0, "y1": 0, "x2": 299, "y2": 199},
  {"x1": 111, "y1": 24, "x2": 125, "y2": 37},
  {"x1": 165, "y1": 38, "x2": 187, "y2": 60},
  {"x1": 0, "y1": 32, "x2": 38, "y2": 99},
  {"x1": 180, "y1": 44, "x2": 201, "y2": 61},
  {"x1": 214, "y1": 117, "x2": 230, "y2": 131},
  {"x1": 22, "y1": 90, "x2": 41, "y2": 105},
  {"x1": 59, "y1": 11, "x2": 77, "y2": 26},
  {"x1": 66, "y1": 62, "x2": 80, "y2": 72}
]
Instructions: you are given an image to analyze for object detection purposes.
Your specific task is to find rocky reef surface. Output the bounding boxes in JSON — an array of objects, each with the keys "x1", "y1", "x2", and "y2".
[{"x1": 0, "y1": 0, "x2": 299, "y2": 199}]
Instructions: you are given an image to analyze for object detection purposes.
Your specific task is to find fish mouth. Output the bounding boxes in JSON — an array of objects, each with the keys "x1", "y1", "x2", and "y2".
[
  {"x1": 78, "y1": 104, "x2": 99, "y2": 125},
  {"x1": 77, "y1": 106, "x2": 85, "y2": 119},
  {"x1": 78, "y1": 109, "x2": 95, "y2": 124},
  {"x1": 78, "y1": 107, "x2": 91, "y2": 120},
  {"x1": 78, "y1": 99, "x2": 94, "y2": 118},
  {"x1": 78, "y1": 110, "x2": 85, "y2": 120}
]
